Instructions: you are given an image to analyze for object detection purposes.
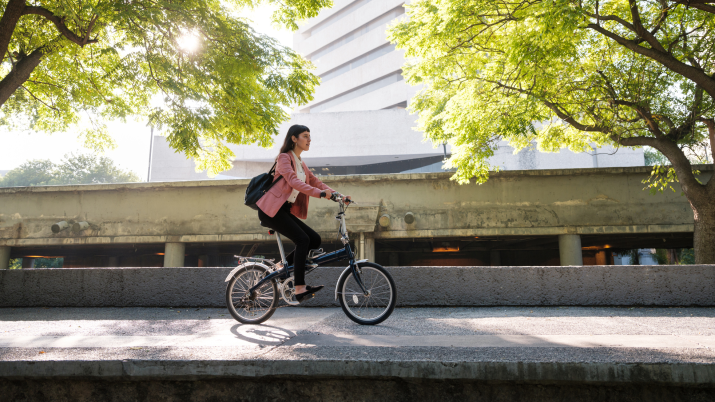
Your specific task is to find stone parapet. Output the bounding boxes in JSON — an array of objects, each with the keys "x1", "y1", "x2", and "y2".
[{"x1": 2, "y1": 265, "x2": 713, "y2": 307}]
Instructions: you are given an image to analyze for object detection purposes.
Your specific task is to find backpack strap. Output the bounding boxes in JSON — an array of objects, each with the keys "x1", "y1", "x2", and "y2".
[{"x1": 269, "y1": 161, "x2": 284, "y2": 184}]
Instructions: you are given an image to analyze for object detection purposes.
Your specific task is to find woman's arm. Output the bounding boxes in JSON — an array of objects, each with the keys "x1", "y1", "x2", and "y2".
[
  {"x1": 306, "y1": 165, "x2": 335, "y2": 193},
  {"x1": 275, "y1": 153, "x2": 323, "y2": 198}
]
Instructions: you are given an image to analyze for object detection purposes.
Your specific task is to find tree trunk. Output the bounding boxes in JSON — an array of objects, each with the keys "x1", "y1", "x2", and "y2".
[
  {"x1": 0, "y1": 0, "x2": 26, "y2": 63},
  {"x1": 692, "y1": 197, "x2": 715, "y2": 264},
  {"x1": 644, "y1": 137, "x2": 714, "y2": 264},
  {"x1": 0, "y1": 48, "x2": 44, "y2": 106}
]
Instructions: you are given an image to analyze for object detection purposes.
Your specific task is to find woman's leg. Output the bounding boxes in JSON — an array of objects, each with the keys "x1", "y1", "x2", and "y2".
[
  {"x1": 288, "y1": 213, "x2": 322, "y2": 257},
  {"x1": 286, "y1": 215, "x2": 321, "y2": 293},
  {"x1": 258, "y1": 206, "x2": 313, "y2": 287}
]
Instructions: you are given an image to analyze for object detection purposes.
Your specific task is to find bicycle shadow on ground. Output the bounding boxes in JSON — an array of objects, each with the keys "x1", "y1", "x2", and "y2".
[{"x1": 230, "y1": 323, "x2": 296, "y2": 346}]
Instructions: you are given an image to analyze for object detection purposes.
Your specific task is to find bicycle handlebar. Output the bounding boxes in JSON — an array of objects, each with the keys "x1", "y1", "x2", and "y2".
[{"x1": 330, "y1": 193, "x2": 355, "y2": 205}]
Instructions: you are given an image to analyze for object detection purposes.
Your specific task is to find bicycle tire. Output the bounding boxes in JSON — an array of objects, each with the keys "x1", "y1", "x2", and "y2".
[
  {"x1": 225, "y1": 264, "x2": 278, "y2": 324},
  {"x1": 337, "y1": 262, "x2": 396, "y2": 325}
]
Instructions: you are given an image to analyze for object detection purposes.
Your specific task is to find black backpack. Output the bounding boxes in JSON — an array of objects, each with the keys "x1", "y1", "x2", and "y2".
[{"x1": 244, "y1": 162, "x2": 283, "y2": 210}]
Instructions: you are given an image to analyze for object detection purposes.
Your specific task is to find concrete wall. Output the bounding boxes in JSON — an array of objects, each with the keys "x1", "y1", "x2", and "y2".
[
  {"x1": 2, "y1": 266, "x2": 713, "y2": 307},
  {"x1": 147, "y1": 110, "x2": 643, "y2": 182},
  {"x1": 1, "y1": 166, "x2": 709, "y2": 250},
  {"x1": 491, "y1": 143, "x2": 644, "y2": 170},
  {"x1": 149, "y1": 109, "x2": 446, "y2": 181}
]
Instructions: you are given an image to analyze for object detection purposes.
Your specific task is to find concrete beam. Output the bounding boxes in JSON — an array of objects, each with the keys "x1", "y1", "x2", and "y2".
[
  {"x1": 0, "y1": 246, "x2": 9, "y2": 270},
  {"x1": 1, "y1": 166, "x2": 710, "y2": 249},
  {"x1": 559, "y1": 234, "x2": 584, "y2": 266},
  {"x1": 163, "y1": 243, "x2": 185, "y2": 267}
]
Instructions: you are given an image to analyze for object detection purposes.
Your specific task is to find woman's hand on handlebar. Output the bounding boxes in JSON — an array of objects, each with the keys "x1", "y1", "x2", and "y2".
[
  {"x1": 334, "y1": 193, "x2": 353, "y2": 204},
  {"x1": 325, "y1": 191, "x2": 352, "y2": 204}
]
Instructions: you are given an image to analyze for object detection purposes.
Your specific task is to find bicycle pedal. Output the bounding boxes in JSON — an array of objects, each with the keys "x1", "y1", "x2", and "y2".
[
  {"x1": 297, "y1": 293, "x2": 315, "y2": 303},
  {"x1": 306, "y1": 263, "x2": 318, "y2": 268}
]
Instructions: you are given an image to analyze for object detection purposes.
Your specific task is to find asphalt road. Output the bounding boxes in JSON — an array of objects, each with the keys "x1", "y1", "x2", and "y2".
[{"x1": 1, "y1": 306, "x2": 714, "y2": 365}]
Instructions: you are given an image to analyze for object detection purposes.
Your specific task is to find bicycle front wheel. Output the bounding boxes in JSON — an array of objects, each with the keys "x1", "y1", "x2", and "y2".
[
  {"x1": 226, "y1": 264, "x2": 278, "y2": 324},
  {"x1": 338, "y1": 262, "x2": 396, "y2": 325}
]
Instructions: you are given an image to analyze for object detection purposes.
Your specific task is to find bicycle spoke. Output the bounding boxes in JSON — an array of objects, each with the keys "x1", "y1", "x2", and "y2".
[
  {"x1": 229, "y1": 266, "x2": 276, "y2": 323},
  {"x1": 341, "y1": 266, "x2": 393, "y2": 322}
]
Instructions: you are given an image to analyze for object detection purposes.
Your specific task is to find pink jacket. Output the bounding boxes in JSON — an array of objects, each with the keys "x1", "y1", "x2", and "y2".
[{"x1": 256, "y1": 152, "x2": 335, "y2": 219}]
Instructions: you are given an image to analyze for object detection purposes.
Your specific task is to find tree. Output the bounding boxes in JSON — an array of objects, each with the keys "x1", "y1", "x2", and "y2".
[
  {"x1": 0, "y1": 159, "x2": 54, "y2": 186},
  {"x1": 389, "y1": 0, "x2": 715, "y2": 263},
  {"x1": 0, "y1": 0, "x2": 331, "y2": 174},
  {"x1": 0, "y1": 153, "x2": 140, "y2": 186},
  {"x1": 52, "y1": 153, "x2": 140, "y2": 184}
]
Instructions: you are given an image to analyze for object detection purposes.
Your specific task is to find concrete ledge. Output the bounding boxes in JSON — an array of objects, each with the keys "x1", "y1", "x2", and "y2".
[
  {"x1": 1, "y1": 360, "x2": 714, "y2": 386},
  {"x1": 2, "y1": 164, "x2": 711, "y2": 193},
  {"x1": 1, "y1": 266, "x2": 714, "y2": 307}
]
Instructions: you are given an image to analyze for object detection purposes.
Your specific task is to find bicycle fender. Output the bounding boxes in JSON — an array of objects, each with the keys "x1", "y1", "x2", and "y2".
[
  {"x1": 224, "y1": 262, "x2": 272, "y2": 282},
  {"x1": 334, "y1": 259, "x2": 368, "y2": 300}
]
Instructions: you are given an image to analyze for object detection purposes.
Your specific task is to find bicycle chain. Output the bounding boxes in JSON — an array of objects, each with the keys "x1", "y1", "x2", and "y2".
[{"x1": 235, "y1": 264, "x2": 332, "y2": 310}]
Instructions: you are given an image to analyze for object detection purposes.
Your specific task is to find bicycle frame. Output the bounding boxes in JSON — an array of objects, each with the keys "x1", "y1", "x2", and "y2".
[{"x1": 247, "y1": 197, "x2": 369, "y2": 296}]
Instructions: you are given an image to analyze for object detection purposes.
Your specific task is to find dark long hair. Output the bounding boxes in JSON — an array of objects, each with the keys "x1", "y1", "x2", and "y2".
[{"x1": 279, "y1": 124, "x2": 310, "y2": 155}]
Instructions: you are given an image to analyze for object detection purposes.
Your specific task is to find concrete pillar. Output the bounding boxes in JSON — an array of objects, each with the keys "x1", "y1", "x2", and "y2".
[
  {"x1": 164, "y1": 243, "x2": 185, "y2": 267},
  {"x1": 364, "y1": 235, "x2": 375, "y2": 262},
  {"x1": 595, "y1": 250, "x2": 607, "y2": 266},
  {"x1": 357, "y1": 233, "x2": 375, "y2": 261},
  {"x1": 107, "y1": 256, "x2": 119, "y2": 267},
  {"x1": 22, "y1": 258, "x2": 36, "y2": 268},
  {"x1": 558, "y1": 234, "x2": 583, "y2": 266},
  {"x1": 490, "y1": 250, "x2": 501, "y2": 266},
  {"x1": 0, "y1": 246, "x2": 10, "y2": 270}
]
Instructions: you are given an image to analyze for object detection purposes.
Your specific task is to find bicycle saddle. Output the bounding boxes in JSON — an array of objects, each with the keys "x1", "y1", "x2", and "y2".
[{"x1": 259, "y1": 221, "x2": 276, "y2": 235}]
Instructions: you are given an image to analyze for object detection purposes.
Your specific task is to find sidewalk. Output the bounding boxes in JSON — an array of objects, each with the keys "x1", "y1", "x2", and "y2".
[
  {"x1": 1, "y1": 306, "x2": 715, "y2": 401},
  {"x1": 2, "y1": 306, "x2": 714, "y2": 362}
]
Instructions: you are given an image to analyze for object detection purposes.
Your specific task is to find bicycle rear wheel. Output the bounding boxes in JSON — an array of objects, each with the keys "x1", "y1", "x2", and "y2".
[
  {"x1": 226, "y1": 264, "x2": 278, "y2": 324},
  {"x1": 338, "y1": 262, "x2": 396, "y2": 325}
]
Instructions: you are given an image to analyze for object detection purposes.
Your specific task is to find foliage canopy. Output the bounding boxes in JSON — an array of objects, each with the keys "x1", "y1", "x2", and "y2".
[
  {"x1": 0, "y1": 0, "x2": 332, "y2": 174},
  {"x1": 389, "y1": 0, "x2": 715, "y2": 263},
  {"x1": 0, "y1": 153, "x2": 140, "y2": 186},
  {"x1": 390, "y1": 0, "x2": 713, "y2": 182}
]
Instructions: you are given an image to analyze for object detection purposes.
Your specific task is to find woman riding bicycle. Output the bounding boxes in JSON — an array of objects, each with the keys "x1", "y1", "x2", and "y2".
[{"x1": 256, "y1": 124, "x2": 350, "y2": 302}]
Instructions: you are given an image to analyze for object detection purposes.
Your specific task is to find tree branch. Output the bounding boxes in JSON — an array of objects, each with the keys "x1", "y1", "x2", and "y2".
[
  {"x1": 628, "y1": 0, "x2": 667, "y2": 52},
  {"x1": 21, "y1": 84, "x2": 59, "y2": 113},
  {"x1": 0, "y1": 47, "x2": 44, "y2": 106},
  {"x1": 0, "y1": 0, "x2": 27, "y2": 63},
  {"x1": 670, "y1": 0, "x2": 715, "y2": 14},
  {"x1": 610, "y1": 99, "x2": 664, "y2": 137},
  {"x1": 586, "y1": 23, "x2": 715, "y2": 99},
  {"x1": 701, "y1": 117, "x2": 715, "y2": 166},
  {"x1": 612, "y1": 134, "x2": 705, "y2": 197},
  {"x1": 22, "y1": 6, "x2": 98, "y2": 47}
]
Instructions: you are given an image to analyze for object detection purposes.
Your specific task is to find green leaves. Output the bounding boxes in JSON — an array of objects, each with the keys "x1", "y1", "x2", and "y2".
[
  {"x1": 389, "y1": 0, "x2": 714, "y2": 184},
  {"x1": 0, "y1": 153, "x2": 140, "y2": 187},
  {"x1": 1, "y1": 0, "x2": 330, "y2": 175},
  {"x1": 643, "y1": 164, "x2": 703, "y2": 195}
]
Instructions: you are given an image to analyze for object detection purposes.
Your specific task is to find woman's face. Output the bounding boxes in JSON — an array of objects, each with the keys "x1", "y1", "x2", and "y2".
[{"x1": 293, "y1": 131, "x2": 311, "y2": 152}]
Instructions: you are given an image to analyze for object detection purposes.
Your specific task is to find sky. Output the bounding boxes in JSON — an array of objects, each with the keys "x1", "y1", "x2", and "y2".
[{"x1": 1, "y1": 5, "x2": 295, "y2": 180}]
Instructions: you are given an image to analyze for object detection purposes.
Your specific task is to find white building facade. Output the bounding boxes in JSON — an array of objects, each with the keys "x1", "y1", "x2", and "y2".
[{"x1": 148, "y1": 0, "x2": 643, "y2": 182}]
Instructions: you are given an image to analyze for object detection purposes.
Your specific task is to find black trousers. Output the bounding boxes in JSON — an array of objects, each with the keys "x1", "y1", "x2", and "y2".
[{"x1": 258, "y1": 202, "x2": 321, "y2": 286}]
